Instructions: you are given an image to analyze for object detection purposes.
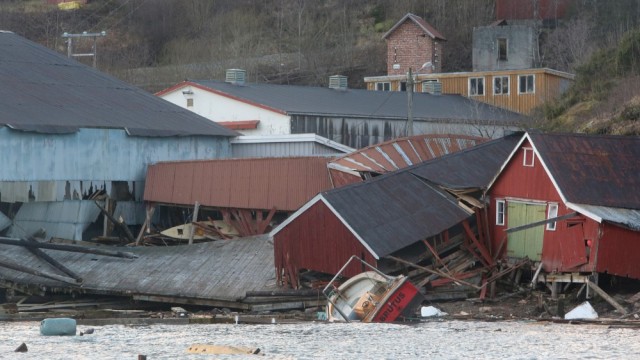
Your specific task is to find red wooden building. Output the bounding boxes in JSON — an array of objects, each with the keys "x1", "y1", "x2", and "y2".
[
  {"x1": 487, "y1": 132, "x2": 640, "y2": 280},
  {"x1": 271, "y1": 134, "x2": 521, "y2": 287}
]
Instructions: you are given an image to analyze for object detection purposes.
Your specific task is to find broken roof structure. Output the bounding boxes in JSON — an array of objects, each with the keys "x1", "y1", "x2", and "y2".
[
  {"x1": 328, "y1": 134, "x2": 486, "y2": 186},
  {"x1": 0, "y1": 235, "x2": 281, "y2": 310},
  {"x1": 487, "y1": 132, "x2": 640, "y2": 281},
  {"x1": 271, "y1": 133, "x2": 522, "y2": 286}
]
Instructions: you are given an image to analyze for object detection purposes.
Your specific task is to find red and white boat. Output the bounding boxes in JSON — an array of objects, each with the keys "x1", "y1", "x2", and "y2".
[{"x1": 324, "y1": 256, "x2": 424, "y2": 322}]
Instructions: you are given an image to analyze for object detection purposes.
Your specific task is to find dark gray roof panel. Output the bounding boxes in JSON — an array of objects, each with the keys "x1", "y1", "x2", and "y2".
[
  {"x1": 529, "y1": 132, "x2": 640, "y2": 209},
  {"x1": 323, "y1": 171, "x2": 471, "y2": 257},
  {"x1": 410, "y1": 132, "x2": 522, "y2": 189},
  {"x1": 0, "y1": 31, "x2": 237, "y2": 137},
  {"x1": 192, "y1": 80, "x2": 529, "y2": 124}
]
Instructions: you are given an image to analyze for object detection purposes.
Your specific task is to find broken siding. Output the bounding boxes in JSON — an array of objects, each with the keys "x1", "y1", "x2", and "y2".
[{"x1": 0, "y1": 128, "x2": 231, "y2": 202}]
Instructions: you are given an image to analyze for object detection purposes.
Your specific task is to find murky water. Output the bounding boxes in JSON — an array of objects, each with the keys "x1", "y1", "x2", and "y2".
[{"x1": 1, "y1": 320, "x2": 639, "y2": 359}]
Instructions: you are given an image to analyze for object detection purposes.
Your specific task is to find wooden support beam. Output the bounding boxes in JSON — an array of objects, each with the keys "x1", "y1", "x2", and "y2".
[
  {"x1": 505, "y1": 212, "x2": 578, "y2": 233},
  {"x1": 386, "y1": 255, "x2": 482, "y2": 290},
  {"x1": 257, "y1": 207, "x2": 277, "y2": 234},
  {"x1": 462, "y1": 220, "x2": 495, "y2": 267},
  {"x1": 22, "y1": 237, "x2": 82, "y2": 282},
  {"x1": 587, "y1": 280, "x2": 628, "y2": 315},
  {"x1": 94, "y1": 201, "x2": 135, "y2": 243},
  {"x1": 0, "y1": 237, "x2": 138, "y2": 259},
  {"x1": 135, "y1": 205, "x2": 155, "y2": 246},
  {"x1": 0, "y1": 257, "x2": 80, "y2": 284},
  {"x1": 422, "y1": 239, "x2": 449, "y2": 272},
  {"x1": 188, "y1": 201, "x2": 200, "y2": 245}
]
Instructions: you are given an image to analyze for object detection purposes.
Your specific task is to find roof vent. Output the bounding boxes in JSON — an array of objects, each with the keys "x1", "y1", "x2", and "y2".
[
  {"x1": 225, "y1": 69, "x2": 246, "y2": 85},
  {"x1": 329, "y1": 75, "x2": 348, "y2": 90},
  {"x1": 423, "y1": 81, "x2": 442, "y2": 95}
]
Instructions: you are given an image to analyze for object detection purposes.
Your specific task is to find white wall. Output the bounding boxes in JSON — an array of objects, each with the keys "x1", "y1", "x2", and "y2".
[{"x1": 160, "y1": 86, "x2": 291, "y2": 136}]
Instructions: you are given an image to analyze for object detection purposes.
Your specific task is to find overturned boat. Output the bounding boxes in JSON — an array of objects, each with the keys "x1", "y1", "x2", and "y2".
[{"x1": 324, "y1": 256, "x2": 424, "y2": 322}]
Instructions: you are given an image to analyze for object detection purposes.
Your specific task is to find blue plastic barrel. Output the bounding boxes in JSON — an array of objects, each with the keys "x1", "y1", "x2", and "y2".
[{"x1": 40, "y1": 318, "x2": 76, "y2": 336}]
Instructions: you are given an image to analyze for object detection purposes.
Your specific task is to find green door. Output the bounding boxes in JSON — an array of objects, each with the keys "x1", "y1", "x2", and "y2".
[{"x1": 506, "y1": 202, "x2": 546, "y2": 261}]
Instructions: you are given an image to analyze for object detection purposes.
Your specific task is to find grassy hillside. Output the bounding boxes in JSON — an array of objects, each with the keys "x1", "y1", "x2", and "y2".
[{"x1": 538, "y1": 29, "x2": 640, "y2": 135}]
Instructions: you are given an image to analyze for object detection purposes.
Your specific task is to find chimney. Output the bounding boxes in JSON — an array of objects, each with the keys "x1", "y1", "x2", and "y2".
[
  {"x1": 329, "y1": 75, "x2": 348, "y2": 90},
  {"x1": 225, "y1": 69, "x2": 246, "y2": 85},
  {"x1": 423, "y1": 81, "x2": 442, "y2": 95}
]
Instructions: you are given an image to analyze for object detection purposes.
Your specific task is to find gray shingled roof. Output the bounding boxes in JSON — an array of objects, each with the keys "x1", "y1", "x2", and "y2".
[
  {"x1": 322, "y1": 171, "x2": 471, "y2": 258},
  {"x1": 529, "y1": 132, "x2": 640, "y2": 209},
  {"x1": 190, "y1": 80, "x2": 529, "y2": 124},
  {"x1": 0, "y1": 31, "x2": 236, "y2": 137},
  {"x1": 410, "y1": 132, "x2": 523, "y2": 189}
]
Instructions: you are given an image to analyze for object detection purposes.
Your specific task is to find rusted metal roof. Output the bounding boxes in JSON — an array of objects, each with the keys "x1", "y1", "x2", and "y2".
[
  {"x1": 0, "y1": 236, "x2": 274, "y2": 305},
  {"x1": 529, "y1": 132, "x2": 640, "y2": 209},
  {"x1": 0, "y1": 31, "x2": 236, "y2": 137},
  {"x1": 328, "y1": 134, "x2": 486, "y2": 177},
  {"x1": 144, "y1": 157, "x2": 334, "y2": 211},
  {"x1": 410, "y1": 132, "x2": 522, "y2": 189}
]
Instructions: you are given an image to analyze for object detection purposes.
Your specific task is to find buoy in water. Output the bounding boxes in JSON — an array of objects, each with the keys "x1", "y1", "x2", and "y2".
[
  {"x1": 40, "y1": 318, "x2": 77, "y2": 336},
  {"x1": 14, "y1": 343, "x2": 28, "y2": 352}
]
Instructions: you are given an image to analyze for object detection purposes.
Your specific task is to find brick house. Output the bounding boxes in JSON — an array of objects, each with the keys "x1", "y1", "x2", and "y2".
[{"x1": 382, "y1": 13, "x2": 446, "y2": 78}]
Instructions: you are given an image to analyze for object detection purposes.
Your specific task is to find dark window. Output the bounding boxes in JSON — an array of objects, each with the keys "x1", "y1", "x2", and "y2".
[
  {"x1": 376, "y1": 82, "x2": 390, "y2": 91},
  {"x1": 498, "y1": 38, "x2": 508, "y2": 61},
  {"x1": 400, "y1": 82, "x2": 407, "y2": 91},
  {"x1": 494, "y1": 76, "x2": 509, "y2": 95},
  {"x1": 519, "y1": 75, "x2": 535, "y2": 94},
  {"x1": 469, "y1": 77, "x2": 484, "y2": 96}
]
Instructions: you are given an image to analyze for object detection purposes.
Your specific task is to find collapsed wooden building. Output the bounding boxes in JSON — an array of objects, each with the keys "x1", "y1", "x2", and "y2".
[
  {"x1": 271, "y1": 133, "x2": 522, "y2": 299},
  {"x1": 486, "y1": 132, "x2": 640, "y2": 299}
]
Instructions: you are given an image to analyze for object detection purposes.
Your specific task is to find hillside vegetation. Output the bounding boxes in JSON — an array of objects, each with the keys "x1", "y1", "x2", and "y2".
[{"x1": 1, "y1": 0, "x2": 640, "y2": 133}]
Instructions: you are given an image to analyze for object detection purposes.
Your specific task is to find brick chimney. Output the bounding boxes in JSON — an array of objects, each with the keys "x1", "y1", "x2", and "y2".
[{"x1": 382, "y1": 13, "x2": 446, "y2": 76}]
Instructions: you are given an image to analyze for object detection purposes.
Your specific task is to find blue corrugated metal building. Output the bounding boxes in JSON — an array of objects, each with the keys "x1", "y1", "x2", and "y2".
[{"x1": 0, "y1": 31, "x2": 236, "y2": 240}]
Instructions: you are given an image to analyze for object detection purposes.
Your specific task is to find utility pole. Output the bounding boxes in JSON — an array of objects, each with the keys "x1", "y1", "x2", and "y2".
[
  {"x1": 407, "y1": 67, "x2": 414, "y2": 137},
  {"x1": 62, "y1": 31, "x2": 107, "y2": 68}
]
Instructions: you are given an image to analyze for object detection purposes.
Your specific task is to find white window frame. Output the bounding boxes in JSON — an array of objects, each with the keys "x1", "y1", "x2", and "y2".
[
  {"x1": 376, "y1": 82, "x2": 390, "y2": 91},
  {"x1": 518, "y1": 74, "x2": 535, "y2": 94},
  {"x1": 523, "y1": 147, "x2": 535, "y2": 167},
  {"x1": 469, "y1": 77, "x2": 485, "y2": 96},
  {"x1": 496, "y1": 199, "x2": 506, "y2": 226},
  {"x1": 547, "y1": 203, "x2": 559, "y2": 231},
  {"x1": 494, "y1": 76, "x2": 509, "y2": 95},
  {"x1": 421, "y1": 79, "x2": 439, "y2": 92}
]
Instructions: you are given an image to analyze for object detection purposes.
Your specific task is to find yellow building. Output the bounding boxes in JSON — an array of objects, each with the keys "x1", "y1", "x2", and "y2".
[{"x1": 364, "y1": 68, "x2": 574, "y2": 115}]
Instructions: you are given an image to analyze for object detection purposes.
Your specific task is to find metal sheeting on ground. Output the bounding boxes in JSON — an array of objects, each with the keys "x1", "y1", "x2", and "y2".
[
  {"x1": 8, "y1": 200, "x2": 101, "y2": 240},
  {"x1": 0, "y1": 235, "x2": 274, "y2": 304},
  {"x1": 144, "y1": 157, "x2": 334, "y2": 211}
]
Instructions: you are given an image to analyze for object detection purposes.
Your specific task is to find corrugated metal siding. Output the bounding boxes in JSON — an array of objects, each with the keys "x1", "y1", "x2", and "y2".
[
  {"x1": 231, "y1": 142, "x2": 346, "y2": 158},
  {"x1": 274, "y1": 201, "x2": 377, "y2": 279},
  {"x1": 144, "y1": 157, "x2": 333, "y2": 211},
  {"x1": 0, "y1": 128, "x2": 230, "y2": 185},
  {"x1": 596, "y1": 224, "x2": 640, "y2": 279}
]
